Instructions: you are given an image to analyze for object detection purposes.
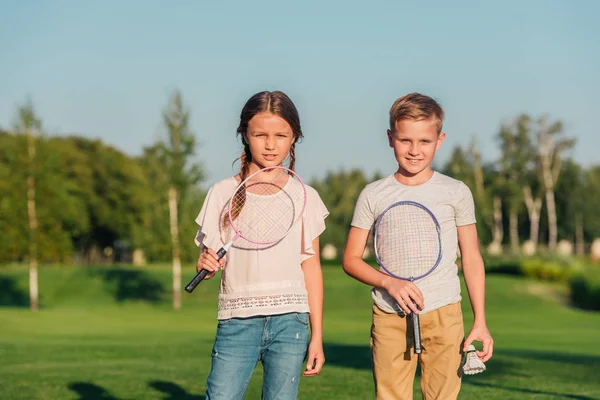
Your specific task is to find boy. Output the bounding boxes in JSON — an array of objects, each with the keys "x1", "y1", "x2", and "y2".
[{"x1": 342, "y1": 93, "x2": 493, "y2": 399}]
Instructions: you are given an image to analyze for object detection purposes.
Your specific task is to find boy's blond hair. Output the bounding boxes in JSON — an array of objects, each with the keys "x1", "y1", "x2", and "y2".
[{"x1": 389, "y1": 93, "x2": 445, "y2": 134}]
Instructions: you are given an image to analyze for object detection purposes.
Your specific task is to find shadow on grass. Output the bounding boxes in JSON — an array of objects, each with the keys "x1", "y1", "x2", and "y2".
[
  {"x1": 500, "y1": 348, "x2": 600, "y2": 366},
  {"x1": 68, "y1": 382, "x2": 121, "y2": 400},
  {"x1": 148, "y1": 380, "x2": 205, "y2": 399},
  {"x1": 89, "y1": 268, "x2": 166, "y2": 303},
  {"x1": 466, "y1": 381, "x2": 597, "y2": 400},
  {"x1": 323, "y1": 343, "x2": 372, "y2": 370},
  {"x1": 0, "y1": 276, "x2": 29, "y2": 307}
]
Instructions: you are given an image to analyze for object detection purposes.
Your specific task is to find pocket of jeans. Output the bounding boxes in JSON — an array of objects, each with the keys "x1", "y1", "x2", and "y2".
[
  {"x1": 440, "y1": 302, "x2": 462, "y2": 317},
  {"x1": 217, "y1": 318, "x2": 234, "y2": 326},
  {"x1": 294, "y1": 312, "x2": 310, "y2": 326}
]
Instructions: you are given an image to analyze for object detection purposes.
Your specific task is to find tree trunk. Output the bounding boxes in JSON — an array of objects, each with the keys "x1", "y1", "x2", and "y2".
[
  {"x1": 492, "y1": 196, "x2": 503, "y2": 246},
  {"x1": 523, "y1": 186, "x2": 542, "y2": 251},
  {"x1": 509, "y1": 208, "x2": 519, "y2": 254},
  {"x1": 545, "y1": 188, "x2": 557, "y2": 252},
  {"x1": 27, "y1": 133, "x2": 39, "y2": 311},
  {"x1": 575, "y1": 213, "x2": 584, "y2": 256},
  {"x1": 169, "y1": 186, "x2": 181, "y2": 311}
]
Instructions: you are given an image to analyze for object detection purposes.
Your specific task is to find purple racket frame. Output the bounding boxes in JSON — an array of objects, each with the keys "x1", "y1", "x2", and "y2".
[
  {"x1": 185, "y1": 165, "x2": 307, "y2": 293},
  {"x1": 373, "y1": 200, "x2": 442, "y2": 355}
]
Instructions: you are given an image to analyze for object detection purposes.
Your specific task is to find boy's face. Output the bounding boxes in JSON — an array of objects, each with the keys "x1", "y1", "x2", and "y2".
[{"x1": 387, "y1": 118, "x2": 445, "y2": 179}]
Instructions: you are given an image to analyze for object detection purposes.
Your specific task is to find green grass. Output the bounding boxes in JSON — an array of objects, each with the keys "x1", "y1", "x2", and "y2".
[{"x1": 1, "y1": 264, "x2": 599, "y2": 399}]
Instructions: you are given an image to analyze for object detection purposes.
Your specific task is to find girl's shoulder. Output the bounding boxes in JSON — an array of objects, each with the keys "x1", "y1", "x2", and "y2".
[{"x1": 209, "y1": 176, "x2": 239, "y2": 195}]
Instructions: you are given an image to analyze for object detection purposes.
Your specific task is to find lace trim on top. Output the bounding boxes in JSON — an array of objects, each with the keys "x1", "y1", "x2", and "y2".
[{"x1": 218, "y1": 293, "x2": 308, "y2": 311}]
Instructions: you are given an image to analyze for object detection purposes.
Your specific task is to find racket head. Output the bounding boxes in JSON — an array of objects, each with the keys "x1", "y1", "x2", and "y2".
[
  {"x1": 373, "y1": 200, "x2": 442, "y2": 281},
  {"x1": 225, "y1": 166, "x2": 307, "y2": 246}
]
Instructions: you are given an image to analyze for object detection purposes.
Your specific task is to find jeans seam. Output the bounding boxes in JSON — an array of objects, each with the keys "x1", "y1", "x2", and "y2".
[{"x1": 238, "y1": 365, "x2": 255, "y2": 400}]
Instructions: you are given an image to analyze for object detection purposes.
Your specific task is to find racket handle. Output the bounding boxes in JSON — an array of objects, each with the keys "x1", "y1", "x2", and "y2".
[
  {"x1": 185, "y1": 243, "x2": 231, "y2": 294},
  {"x1": 185, "y1": 269, "x2": 210, "y2": 293},
  {"x1": 413, "y1": 307, "x2": 422, "y2": 354}
]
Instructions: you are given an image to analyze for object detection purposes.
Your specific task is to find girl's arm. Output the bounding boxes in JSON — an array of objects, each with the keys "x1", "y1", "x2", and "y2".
[
  {"x1": 301, "y1": 236, "x2": 325, "y2": 376},
  {"x1": 342, "y1": 227, "x2": 423, "y2": 314},
  {"x1": 458, "y1": 223, "x2": 494, "y2": 362}
]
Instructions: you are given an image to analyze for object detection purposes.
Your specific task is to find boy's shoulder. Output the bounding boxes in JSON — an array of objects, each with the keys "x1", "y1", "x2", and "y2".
[{"x1": 432, "y1": 171, "x2": 470, "y2": 189}]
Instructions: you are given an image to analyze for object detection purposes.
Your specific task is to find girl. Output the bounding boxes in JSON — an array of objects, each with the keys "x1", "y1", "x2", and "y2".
[{"x1": 195, "y1": 91, "x2": 329, "y2": 399}]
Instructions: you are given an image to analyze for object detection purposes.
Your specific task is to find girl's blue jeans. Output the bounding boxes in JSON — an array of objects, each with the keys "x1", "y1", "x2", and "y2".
[{"x1": 205, "y1": 312, "x2": 310, "y2": 400}]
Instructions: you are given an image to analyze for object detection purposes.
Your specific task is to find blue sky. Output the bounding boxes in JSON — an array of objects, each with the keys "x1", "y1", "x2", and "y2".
[{"x1": 1, "y1": 0, "x2": 598, "y2": 186}]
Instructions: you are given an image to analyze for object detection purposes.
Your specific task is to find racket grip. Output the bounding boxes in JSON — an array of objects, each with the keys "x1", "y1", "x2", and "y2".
[
  {"x1": 413, "y1": 310, "x2": 422, "y2": 354},
  {"x1": 185, "y1": 269, "x2": 210, "y2": 293},
  {"x1": 185, "y1": 245, "x2": 230, "y2": 294}
]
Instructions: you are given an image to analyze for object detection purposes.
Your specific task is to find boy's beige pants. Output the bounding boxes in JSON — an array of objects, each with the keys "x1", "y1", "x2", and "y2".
[{"x1": 371, "y1": 302, "x2": 464, "y2": 400}]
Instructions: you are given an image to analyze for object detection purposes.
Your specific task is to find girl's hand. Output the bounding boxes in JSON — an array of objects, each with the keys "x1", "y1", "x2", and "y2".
[
  {"x1": 196, "y1": 247, "x2": 226, "y2": 280},
  {"x1": 303, "y1": 338, "x2": 325, "y2": 376}
]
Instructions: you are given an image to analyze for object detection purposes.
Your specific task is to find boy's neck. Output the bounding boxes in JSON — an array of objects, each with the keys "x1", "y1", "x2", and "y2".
[{"x1": 394, "y1": 168, "x2": 434, "y2": 186}]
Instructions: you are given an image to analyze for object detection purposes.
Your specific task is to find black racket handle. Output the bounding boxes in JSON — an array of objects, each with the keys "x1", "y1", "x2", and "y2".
[
  {"x1": 184, "y1": 247, "x2": 228, "y2": 293},
  {"x1": 413, "y1": 302, "x2": 422, "y2": 354}
]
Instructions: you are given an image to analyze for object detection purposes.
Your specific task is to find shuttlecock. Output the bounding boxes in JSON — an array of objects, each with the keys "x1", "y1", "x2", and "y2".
[{"x1": 462, "y1": 345, "x2": 486, "y2": 375}]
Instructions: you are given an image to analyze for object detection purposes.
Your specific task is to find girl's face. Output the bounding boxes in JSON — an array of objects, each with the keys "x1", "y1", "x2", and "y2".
[{"x1": 245, "y1": 112, "x2": 295, "y2": 172}]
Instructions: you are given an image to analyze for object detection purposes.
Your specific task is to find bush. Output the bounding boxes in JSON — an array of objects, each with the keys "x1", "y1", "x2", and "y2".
[{"x1": 569, "y1": 268, "x2": 600, "y2": 311}]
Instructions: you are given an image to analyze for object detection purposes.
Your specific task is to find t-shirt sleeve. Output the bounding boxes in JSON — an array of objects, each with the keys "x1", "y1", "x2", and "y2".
[
  {"x1": 350, "y1": 186, "x2": 375, "y2": 231},
  {"x1": 194, "y1": 184, "x2": 226, "y2": 251},
  {"x1": 300, "y1": 187, "x2": 330, "y2": 262},
  {"x1": 454, "y1": 182, "x2": 477, "y2": 226}
]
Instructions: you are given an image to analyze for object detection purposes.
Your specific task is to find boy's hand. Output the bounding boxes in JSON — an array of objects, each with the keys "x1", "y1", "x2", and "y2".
[
  {"x1": 303, "y1": 338, "x2": 325, "y2": 376},
  {"x1": 464, "y1": 323, "x2": 494, "y2": 362},
  {"x1": 382, "y1": 276, "x2": 424, "y2": 314},
  {"x1": 196, "y1": 248, "x2": 226, "y2": 280}
]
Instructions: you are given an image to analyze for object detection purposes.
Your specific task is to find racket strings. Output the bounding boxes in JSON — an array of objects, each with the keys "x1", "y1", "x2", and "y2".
[
  {"x1": 228, "y1": 171, "x2": 306, "y2": 244},
  {"x1": 376, "y1": 206, "x2": 441, "y2": 279}
]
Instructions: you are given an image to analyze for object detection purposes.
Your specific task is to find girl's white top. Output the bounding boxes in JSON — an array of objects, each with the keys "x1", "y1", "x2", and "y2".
[{"x1": 195, "y1": 176, "x2": 329, "y2": 320}]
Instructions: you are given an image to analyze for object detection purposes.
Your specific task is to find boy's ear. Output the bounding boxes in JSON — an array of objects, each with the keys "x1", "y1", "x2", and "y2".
[
  {"x1": 387, "y1": 129, "x2": 394, "y2": 148},
  {"x1": 436, "y1": 132, "x2": 446, "y2": 151}
]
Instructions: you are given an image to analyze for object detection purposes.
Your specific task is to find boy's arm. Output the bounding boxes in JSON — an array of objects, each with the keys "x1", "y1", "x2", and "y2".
[
  {"x1": 458, "y1": 223, "x2": 494, "y2": 362},
  {"x1": 301, "y1": 236, "x2": 325, "y2": 376},
  {"x1": 342, "y1": 227, "x2": 423, "y2": 314}
]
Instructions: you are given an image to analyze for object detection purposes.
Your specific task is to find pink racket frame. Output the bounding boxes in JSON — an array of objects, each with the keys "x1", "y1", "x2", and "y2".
[{"x1": 227, "y1": 165, "x2": 307, "y2": 246}]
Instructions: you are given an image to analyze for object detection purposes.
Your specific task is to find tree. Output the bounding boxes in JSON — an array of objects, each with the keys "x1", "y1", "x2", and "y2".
[
  {"x1": 153, "y1": 91, "x2": 203, "y2": 310},
  {"x1": 13, "y1": 101, "x2": 42, "y2": 311},
  {"x1": 496, "y1": 115, "x2": 536, "y2": 253},
  {"x1": 535, "y1": 116, "x2": 575, "y2": 252},
  {"x1": 311, "y1": 169, "x2": 370, "y2": 253}
]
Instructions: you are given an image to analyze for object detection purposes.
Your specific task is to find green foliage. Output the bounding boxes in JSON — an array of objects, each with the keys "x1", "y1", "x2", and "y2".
[
  {"x1": 310, "y1": 169, "x2": 371, "y2": 251},
  {"x1": 521, "y1": 258, "x2": 571, "y2": 282},
  {"x1": 483, "y1": 254, "x2": 583, "y2": 283},
  {"x1": 569, "y1": 267, "x2": 600, "y2": 311}
]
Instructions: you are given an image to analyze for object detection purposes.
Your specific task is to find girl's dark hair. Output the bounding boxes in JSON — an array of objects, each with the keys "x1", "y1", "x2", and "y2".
[{"x1": 225, "y1": 91, "x2": 303, "y2": 228}]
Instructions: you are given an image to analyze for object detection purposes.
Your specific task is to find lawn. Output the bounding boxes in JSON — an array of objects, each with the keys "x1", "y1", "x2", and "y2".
[{"x1": 1, "y1": 264, "x2": 599, "y2": 399}]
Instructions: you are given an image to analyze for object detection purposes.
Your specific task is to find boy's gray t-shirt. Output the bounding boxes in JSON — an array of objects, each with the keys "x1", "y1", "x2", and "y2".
[{"x1": 351, "y1": 171, "x2": 476, "y2": 315}]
